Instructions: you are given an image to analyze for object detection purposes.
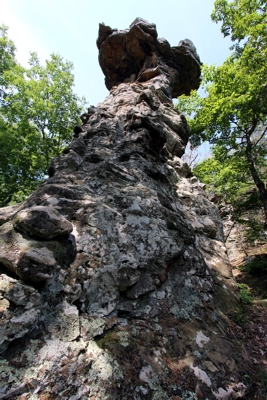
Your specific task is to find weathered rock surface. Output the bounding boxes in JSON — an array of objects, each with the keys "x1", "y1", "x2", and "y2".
[
  {"x1": 220, "y1": 202, "x2": 266, "y2": 267},
  {"x1": 0, "y1": 19, "x2": 249, "y2": 399},
  {"x1": 14, "y1": 206, "x2": 73, "y2": 239},
  {"x1": 0, "y1": 275, "x2": 41, "y2": 354},
  {"x1": 98, "y1": 17, "x2": 201, "y2": 97}
]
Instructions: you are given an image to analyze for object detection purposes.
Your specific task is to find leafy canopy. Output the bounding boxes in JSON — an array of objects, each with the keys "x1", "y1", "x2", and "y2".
[
  {"x1": 0, "y1": 24, "x2": 16, "y2": 82},
  {"x1": 193, "y1": 144, "x2": 252, "y2": 202},
  {"x1": 177, "y1": 0, "x2": 267, "y2": 220},
  {"x1": 0, "y1": 25, "x2": 86, "y2": 206}
]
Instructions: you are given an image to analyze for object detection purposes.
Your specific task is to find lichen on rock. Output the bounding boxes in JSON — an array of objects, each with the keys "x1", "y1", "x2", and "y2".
[{"x1": 0, "y1": 18, "x2": 249, "y2": 399}]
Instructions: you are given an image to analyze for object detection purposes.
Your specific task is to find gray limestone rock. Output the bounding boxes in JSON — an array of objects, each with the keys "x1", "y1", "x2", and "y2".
[
  {"x1": 14, "y1": 205, "x2": 73, "y2": 239},
  {"x1": 0, "y1": 274, "x2": 41, "y2": 354},
  {"x1": 0, "y1": 19, "x2": 250, "y2": 400},
  {"x1": 16, "y1": 247, "x2": 57, "y2": 282}
]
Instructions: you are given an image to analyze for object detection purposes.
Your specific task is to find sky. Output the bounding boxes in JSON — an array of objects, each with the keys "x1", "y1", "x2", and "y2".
[{"x1": 1, "y1": 0, "x2": 232, "y2": 107}]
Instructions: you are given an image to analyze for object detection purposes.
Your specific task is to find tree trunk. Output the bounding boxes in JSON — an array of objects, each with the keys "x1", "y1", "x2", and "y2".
[{"x1": 246, "y1": 132, "x2": 267, "y2": 223}]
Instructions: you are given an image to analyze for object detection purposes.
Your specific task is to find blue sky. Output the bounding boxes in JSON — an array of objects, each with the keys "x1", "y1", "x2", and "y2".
[{"x1": 1, "y1": 0, "x2": 231, "y2": 106}]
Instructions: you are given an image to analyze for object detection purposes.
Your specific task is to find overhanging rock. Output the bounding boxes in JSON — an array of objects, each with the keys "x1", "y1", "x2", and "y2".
[{"x1": 97, "y1": 17, "x2": 201, "y2": 97}]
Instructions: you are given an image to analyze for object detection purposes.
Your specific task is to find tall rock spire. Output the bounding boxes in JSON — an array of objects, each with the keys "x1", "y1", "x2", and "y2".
[{"x1": 0, "y1": 19, "x2": 248, "y2": 399}]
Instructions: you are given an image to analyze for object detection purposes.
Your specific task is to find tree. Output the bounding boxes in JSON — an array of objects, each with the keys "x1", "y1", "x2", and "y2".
[
  {"x1": 0, "y1": 24, "x2": 16, "y2": 88},
  {"x1": 0, "y1": 25, "x2": 86, "y2": 206},
  {"x1": 193, "y1": 144, "x2": 252, "y2": 202},
  {"x1": 181, "y1": 141, "x2": 200, "y2": 169},
  {"x1": 178, "y1": 0, "x2": 267, "y2": 222}
]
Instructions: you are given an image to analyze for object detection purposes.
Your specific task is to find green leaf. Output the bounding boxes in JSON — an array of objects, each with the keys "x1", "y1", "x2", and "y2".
[
  {"x1": 0, "y1": 25, "x2": 88, "y2": 206},
  {"x1": 177, "y1": 1, "x2": 267, "y2": 220}
]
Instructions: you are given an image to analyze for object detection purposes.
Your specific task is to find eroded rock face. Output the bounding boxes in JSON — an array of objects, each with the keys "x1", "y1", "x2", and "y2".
[
  {"x1": 0, "y1": 275, "x2": 41, "y2": 354},
  {"x1": 14, "y1": 206, "x2": 73, "y2": 239},
  {"x1": 97, "y1": 17, "x2": 201, "y2": 97},
  {"x1": 0, "y1": 19, "x2": 249, "y2": 399}
]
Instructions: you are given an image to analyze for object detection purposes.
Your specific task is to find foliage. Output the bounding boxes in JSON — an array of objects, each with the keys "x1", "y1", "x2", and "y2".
[
  {"x1": 193, "y1": 144, "x2": 266, "y2": 244},
  {"x1": 238, "y1": 283, "x2": 253, "y2": 304},
  {"x1": 241, "y1": 255, "x2": 267, "y2": 275},
  {"x1": 178, "y1": 0, "x2": 267, "y2": 221},
  {"x1": 228, "y1": 306, "x2": 248, "y2": 325},
  {"x1": 240, "y1": 215, "x2": 264, "y2": 242},
  {"x1": 193, "y1": 144, "x2": 253, "y2": 202},
  {"x1": 0, "y1": 25, "x2": 86, "y2": 206},
  {"x1": 211, "y1": 0, "x2": 267, "y2": 46},
  {"x1": 0, "y1": 24, "x2": 16, "y2": 85}
]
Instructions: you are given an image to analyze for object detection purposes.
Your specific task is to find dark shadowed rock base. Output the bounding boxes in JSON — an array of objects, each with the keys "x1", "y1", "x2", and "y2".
[{"x1": 0, "y1": 19, "x2": 249, "y2": 399}]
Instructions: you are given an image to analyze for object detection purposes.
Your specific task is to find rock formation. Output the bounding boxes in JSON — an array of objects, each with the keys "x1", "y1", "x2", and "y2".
[
  {"x1": 97, "y1": 17, "x2": 201, "y2": 97},
  {"x1": 0, "y1": 19, "x2": 249, "y2": 399}
]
